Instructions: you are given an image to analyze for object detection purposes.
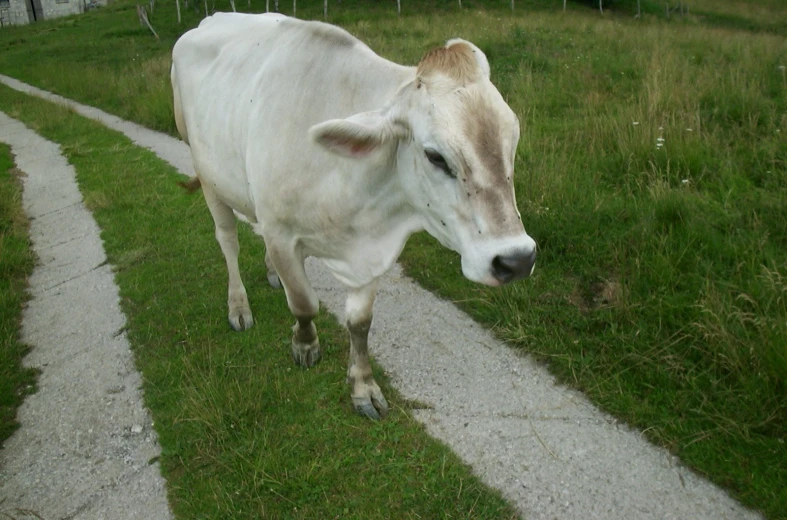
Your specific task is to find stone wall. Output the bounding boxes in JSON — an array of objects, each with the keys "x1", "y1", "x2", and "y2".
[
  {"x1": 0, "y1": 0, "x2": 32, "y2": 26},
  {"x1": 0, "y1": 0, "x2": 108, "y2": 26},
  {"x1": 42, "y1": 0, "x2": 84, "y2": 21}
]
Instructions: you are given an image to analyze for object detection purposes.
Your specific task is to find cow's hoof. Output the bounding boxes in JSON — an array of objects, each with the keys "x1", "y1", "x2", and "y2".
[
  {"x1": 229, "y1": 308, "x2": 254, "y2": 331},
  {"x1": 291, "y1": 338, "x2": 321, "y2": 368},
  {"x1": 267, "y1": 272, "x2": 282, "y2": 289},
  {"x1": 353, "y1": 393, "x2": 389, "y2": 420},
  {"x1": 351, "y1": 379, "x2": 389, "y2": 420}
]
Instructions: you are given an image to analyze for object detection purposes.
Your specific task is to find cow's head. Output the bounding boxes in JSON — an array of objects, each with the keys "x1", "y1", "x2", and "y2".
[{"x1": 310, "y1": 39, "x2": 536, "y2": 286}]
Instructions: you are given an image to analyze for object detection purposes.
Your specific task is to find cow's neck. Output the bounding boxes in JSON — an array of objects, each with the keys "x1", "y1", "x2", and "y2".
[{"x1": 312, "y1": 160, "x2": 423, "y2": 288}]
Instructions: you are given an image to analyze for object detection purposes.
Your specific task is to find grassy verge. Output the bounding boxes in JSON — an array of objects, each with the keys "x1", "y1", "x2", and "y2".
[
  {"x1": 0, "y1": 85, "x2": 517, "y2": 519},
  {"x1": 0, "y1": 0, "x2": 785, "y2": 517},
  {"x1": 0, "y1": 143, "x2": 37, "y2": 447}
]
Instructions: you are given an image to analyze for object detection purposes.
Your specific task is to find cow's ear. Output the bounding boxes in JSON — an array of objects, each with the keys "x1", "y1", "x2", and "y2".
[{"x1": 310, "y1": 111, "x2": 407, "y2": 159}]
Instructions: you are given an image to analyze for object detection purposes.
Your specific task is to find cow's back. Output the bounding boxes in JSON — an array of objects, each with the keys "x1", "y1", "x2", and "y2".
[
  {"x1": 172, "y1": 13, "x2": 410, "y2": 126},
  {"x1": 172, "y1": 13, "x2": 297, "y2": 105},
  {"x1": 172, "y1": 13, "x2": 413, "y2": 222}
]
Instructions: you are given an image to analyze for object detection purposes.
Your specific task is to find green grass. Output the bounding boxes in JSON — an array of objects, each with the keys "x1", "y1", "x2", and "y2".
[
  {"x1": 0, "y1": 85, "x2": 517, "y2": 519},
  {"x1": 1, "y1": 0, "x2": 786, "y2": 517},
  {"x1": 0, "y1": 143, "x2": 37, "y2": 447}
]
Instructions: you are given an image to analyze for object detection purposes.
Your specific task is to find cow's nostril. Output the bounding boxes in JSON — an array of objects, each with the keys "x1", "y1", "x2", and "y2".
[
  {"x1": 491, "y1": 249, "x2": 536, "y2": 284},
  {"x1": 492, "y1": 255, "x2": 515, "y2": 283}
]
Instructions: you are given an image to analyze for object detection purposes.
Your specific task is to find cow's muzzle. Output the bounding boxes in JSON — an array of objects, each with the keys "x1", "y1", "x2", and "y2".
[{"x1": 491, "y1": 248, "x2": 536, "y2": 284}]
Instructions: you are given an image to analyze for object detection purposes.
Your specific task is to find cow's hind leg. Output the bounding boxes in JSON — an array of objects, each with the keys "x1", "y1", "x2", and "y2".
[
  {"x1": 202, "y1": 182, "x2": 254, "y2": 331},
  {"x1": 249, "y1": 223, "x2": 281, "y2": 289},
  {"x1": 264, "y1": 249, "x2": 282, "y2": 289},
  {"x1": 346, "y1": 280, "x2": 388, "y2": 420},
  {"x1": 266, "y1": 243, "x2": 321, "y2": 367}
]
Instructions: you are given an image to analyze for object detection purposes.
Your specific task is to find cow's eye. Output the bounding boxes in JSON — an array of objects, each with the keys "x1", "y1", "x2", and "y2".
[{"x1": 425, "y1": 149, "x2": 455, "y2": 178}]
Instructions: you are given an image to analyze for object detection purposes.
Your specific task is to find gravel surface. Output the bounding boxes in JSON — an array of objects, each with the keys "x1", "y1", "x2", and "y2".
[
  {"x1": 0, "y1": 111, "x2": 172, "y2": 520},
  {"x1": 0, "y1": 74, "x2": 763, "y2": 520}
]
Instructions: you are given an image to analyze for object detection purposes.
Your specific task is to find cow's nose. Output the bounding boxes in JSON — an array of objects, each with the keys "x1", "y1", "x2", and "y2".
[{"x1": 491, "y1": 249, "x2": 536, "y2": 284}]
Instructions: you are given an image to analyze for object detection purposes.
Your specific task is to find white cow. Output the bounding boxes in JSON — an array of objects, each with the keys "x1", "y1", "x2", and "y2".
[{"x1": 171, "y1": 13, "x2": 536, "y2": 419}]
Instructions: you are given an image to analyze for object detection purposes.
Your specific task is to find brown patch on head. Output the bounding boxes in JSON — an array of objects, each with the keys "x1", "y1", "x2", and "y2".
[
  {"x1": 457, "y1": 148, "x2": 520, "y2": 237},
  {"x1": 417, "y1": 42, "x2": 481, "y2": 85},
  {"x1": 466, "y1": 100, "x2": 506, "y2": 179},
  {"x1": 455, "y1": 91, "x2": 522, "y2": 238}
]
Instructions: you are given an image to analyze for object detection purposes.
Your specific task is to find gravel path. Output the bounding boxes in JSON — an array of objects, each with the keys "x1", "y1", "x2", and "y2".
[
  {"x1": 0, "y1": 75, "x2": 762, "y2": 520},
  {"x1": 0, "y1": 110, "x2": 172, "y2": 520}
]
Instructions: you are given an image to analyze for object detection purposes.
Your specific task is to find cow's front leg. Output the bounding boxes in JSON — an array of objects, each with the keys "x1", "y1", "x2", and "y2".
[
  {"x1": 346, "y1": 280, "x2": 388, "y2": 420},
  {"x1": 266, "y1": 242, "x2": 321, "y2": 367}
]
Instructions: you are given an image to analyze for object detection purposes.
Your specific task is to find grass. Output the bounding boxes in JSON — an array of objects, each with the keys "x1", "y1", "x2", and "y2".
[
  {"x1": 0, "y1": 143, "x2": 37, "y2": 447},
  {"x1": 0, "y1": 0, "x2": 786, "y2": 517},
  {"x1": 0, "y1": 85, "x2": 517, "y2": 519}
]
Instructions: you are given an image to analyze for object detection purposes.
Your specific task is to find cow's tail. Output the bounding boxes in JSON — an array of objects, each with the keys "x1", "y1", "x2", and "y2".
[{"x1": 178, "y1": 177, "x2": 202, "y2": 193}]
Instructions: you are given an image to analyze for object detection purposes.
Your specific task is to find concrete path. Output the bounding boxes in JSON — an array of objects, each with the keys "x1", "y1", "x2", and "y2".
[
  {"x1": 0, "y1": 75, "x2": 762, "y2": 520},
  {"x1": 0, "y1": 111, "x2": 172, "y2": 519}
]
